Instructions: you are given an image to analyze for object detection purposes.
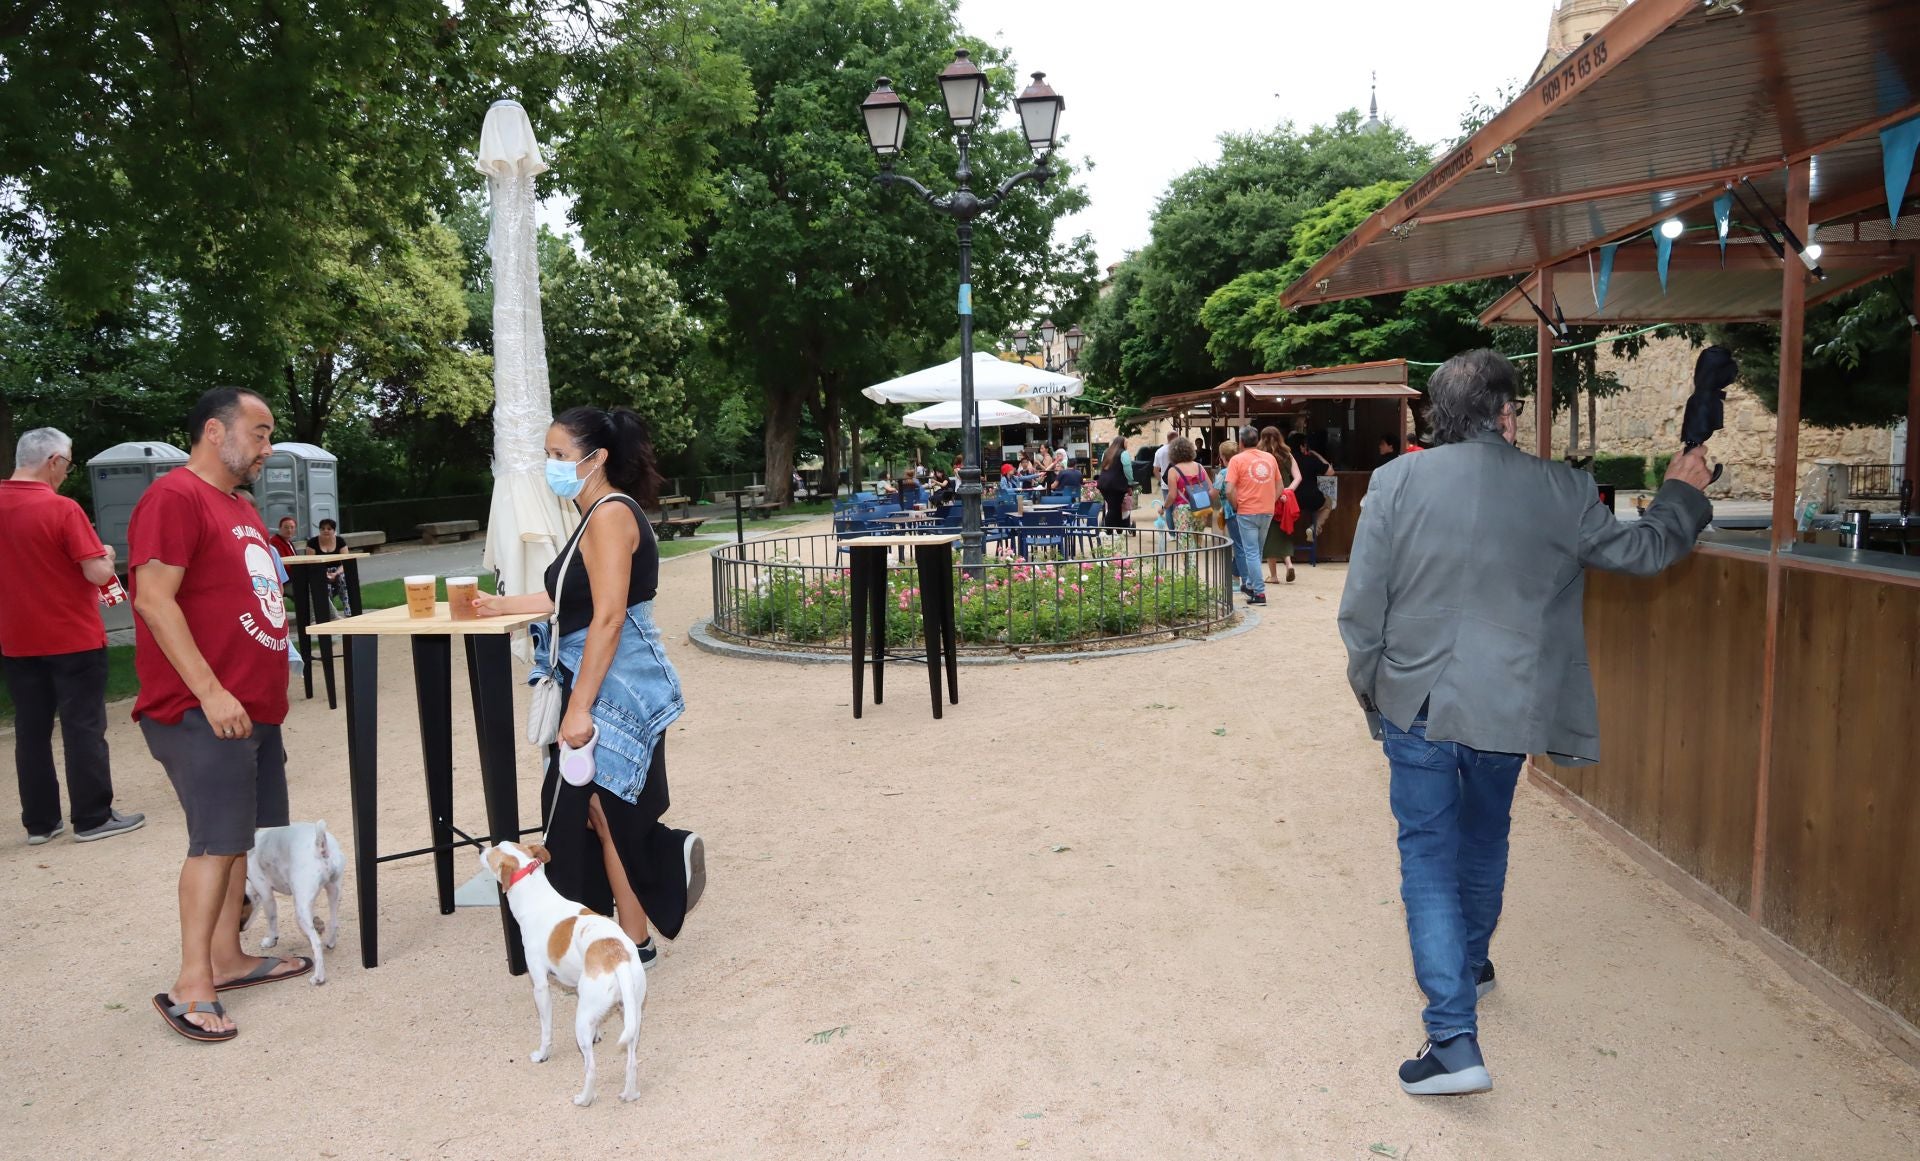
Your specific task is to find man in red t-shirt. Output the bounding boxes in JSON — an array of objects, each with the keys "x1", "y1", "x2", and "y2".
[
  {"x1": 131, "y1": 388, "x2": 312, "y2": 1041},
  {"x1": 0, "y1": 428, "x2": 146, "y2": 845}
]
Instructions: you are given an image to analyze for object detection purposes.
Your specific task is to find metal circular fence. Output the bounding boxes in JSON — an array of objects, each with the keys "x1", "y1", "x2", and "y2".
[{"x1": 708, "y1": 525, "x2": 1237, "y2": 654}]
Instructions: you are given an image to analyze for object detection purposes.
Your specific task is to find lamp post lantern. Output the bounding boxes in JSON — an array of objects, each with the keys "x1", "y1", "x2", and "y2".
[
  {"x1": 860, "y1": 54, "x2": 1066, "y2": 569},
  {"x1": 1008, "y1": 319, "x2": 1081, "y2": 452}
]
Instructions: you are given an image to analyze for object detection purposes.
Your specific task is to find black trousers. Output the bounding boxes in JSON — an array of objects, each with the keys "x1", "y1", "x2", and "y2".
[
  {"x1": 1100, "y1": 489, "x2": 1129, "y2": 528},
  {"x1": 4, "y1": 648, "x2": 114, "y2": 834},
  {"x1": 539, "y1": 734, "x2": 693, "y2": 940}
]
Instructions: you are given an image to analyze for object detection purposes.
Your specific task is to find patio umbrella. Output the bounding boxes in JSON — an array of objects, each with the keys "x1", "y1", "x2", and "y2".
[
  {"x1": 477, "y1": 99, "x2": 575, "y2": 606},
  {"x1": 862, "y1": 352, "x2": 1082, "y2": 405},
  {"x1": 902, "y1": 399, "x2": 1037, "y2": 429}
]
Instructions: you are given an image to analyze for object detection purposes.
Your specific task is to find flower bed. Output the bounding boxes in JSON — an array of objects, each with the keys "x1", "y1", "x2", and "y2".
[{"x1": 710, "y1": 529, "x2": 1234, "y2": 653}]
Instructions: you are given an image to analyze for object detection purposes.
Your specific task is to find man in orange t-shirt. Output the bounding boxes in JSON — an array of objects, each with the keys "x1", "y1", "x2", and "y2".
[{"x1": 1224, "y1": 424, "x2": 1282, "y2": 605}]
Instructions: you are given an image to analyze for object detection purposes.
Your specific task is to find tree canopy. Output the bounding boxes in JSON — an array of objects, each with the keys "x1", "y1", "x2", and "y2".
[{"x1": 1080, "y1": 113, "x2": 1431, "y2": 404}]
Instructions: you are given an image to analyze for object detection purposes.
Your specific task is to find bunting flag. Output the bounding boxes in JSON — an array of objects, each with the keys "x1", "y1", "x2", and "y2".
[
  {"x1": 1713, "y1": 192, "x2": 1734, "y2": 262},
  {"x1": 1654, "y1": 227, "x2": 1674, "y2": 293},
  {"x1": 1883, "y1": 115, "x2": 1920, "y2": 228},
  {"x1": 1595, "y1": 243, "x2": 1618, "y2": 310}
]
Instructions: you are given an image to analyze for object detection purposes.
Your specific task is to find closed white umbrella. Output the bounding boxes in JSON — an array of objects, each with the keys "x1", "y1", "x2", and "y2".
[
  {"x1": 902, "y1": 399, "x2": 1036, "y2": 429},
  {"x1": 863, "y1": 352, "x2": 1082, "y2": 405},
  {"x1": 477, "y1": 99, "x2": 575, "y2": 607}
]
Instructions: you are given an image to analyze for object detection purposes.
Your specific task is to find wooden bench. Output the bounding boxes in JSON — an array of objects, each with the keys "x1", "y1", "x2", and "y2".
[
  {"x1": 663, "y1": 516, "x2": 709, "y2": 539},
  {"x1": 746, "y1": 499, "x2": 783, "y2": 519},
  {"x1": 416, "y1": 519, "x2": 480, "y2": 545},
  {"x1": 340, "y1": 531, "x2": 388, "y2": 552}
]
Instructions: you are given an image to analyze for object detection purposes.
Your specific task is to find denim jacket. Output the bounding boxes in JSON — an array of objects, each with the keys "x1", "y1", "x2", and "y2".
[{"x1": 528, "y1": 600, "x2": 684, "y2": 803}]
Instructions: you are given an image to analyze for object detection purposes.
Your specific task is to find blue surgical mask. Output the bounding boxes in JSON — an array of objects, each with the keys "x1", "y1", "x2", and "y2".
[{"x1": 546, "y1": 455, "x2": 599, "y2": 500}]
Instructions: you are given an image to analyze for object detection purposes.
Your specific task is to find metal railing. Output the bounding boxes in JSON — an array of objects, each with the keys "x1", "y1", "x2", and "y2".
[
  {"x1": 1845, "y1": 463, "x2": 1899, "y2": 500},
  {"x1": 709, "y1": 526, "x2": 1236, "y2": 654}
]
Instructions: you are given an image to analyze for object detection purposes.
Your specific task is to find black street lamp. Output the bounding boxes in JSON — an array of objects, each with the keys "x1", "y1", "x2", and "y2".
[{"x1": 860, "y1": 53, "x2": 1066, "y2": 568}]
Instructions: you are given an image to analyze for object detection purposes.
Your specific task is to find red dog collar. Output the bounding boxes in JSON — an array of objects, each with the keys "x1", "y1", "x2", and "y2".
[{"x1": 506, "y1": 859, "x2": 542, "y2": 892}]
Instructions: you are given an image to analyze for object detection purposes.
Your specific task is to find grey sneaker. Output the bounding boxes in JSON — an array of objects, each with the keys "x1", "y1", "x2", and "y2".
[
  {"x1": 27, "y1": 822, "x2": 65, "y2": 846},
  {"x1": 75, "y1": 810, "x2": 146, "y2": 843},
  {"x1": 1399, "y1": 1033, "x2": 1492, "y2": 1096}
]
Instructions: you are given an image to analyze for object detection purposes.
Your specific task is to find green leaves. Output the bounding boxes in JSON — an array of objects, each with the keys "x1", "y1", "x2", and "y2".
[{"x1": 1083, "y1": 112, "x2": 1431, "y2": 405}]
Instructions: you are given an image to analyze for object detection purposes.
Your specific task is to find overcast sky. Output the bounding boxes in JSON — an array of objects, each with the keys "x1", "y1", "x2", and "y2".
[{"x1": 955, "y1": 0, "x2": 1559, "y2": 268}]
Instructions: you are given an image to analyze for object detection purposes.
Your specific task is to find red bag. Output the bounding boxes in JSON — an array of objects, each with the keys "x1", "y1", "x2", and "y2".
[{"x1": 1274, "y1": 488, "x2": 1301, "y2": 534}]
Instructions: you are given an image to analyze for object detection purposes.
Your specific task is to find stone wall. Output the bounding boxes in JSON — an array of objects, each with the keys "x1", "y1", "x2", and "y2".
[{"x1": 1511, "y1": 335, "x2": 1901, "y2": 497}]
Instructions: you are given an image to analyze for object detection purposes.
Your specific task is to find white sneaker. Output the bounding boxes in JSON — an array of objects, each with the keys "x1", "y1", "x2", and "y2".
[{"x1": 684, "y1": 833, "x2": 706, "y2": 917}]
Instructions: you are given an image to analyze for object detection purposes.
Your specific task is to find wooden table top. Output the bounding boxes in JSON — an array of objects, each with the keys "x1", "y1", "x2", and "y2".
[
  {"x1": 310, "y1": 604, "x2": 545, "y2": 637},
  {"x1": 841, "y1": 534, "x2": 963, "y2": 548},
  {"x1": 283, "y1": 552, "x2": 372, "y2": 566}
]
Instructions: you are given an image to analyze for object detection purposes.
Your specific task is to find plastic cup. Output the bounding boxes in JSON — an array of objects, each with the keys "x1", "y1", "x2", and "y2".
[
  {"x1": 446, "y1": 576, "x2": 479, "y2": 621},
  {"x1": 404, "y1": 575, "x2": 437, "y2": 619}
]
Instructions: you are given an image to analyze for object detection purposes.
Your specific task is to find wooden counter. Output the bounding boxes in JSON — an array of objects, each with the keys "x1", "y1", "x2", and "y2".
[{"x1": 1539, "y1": 546, "x2": 1920, "y2": 1044}]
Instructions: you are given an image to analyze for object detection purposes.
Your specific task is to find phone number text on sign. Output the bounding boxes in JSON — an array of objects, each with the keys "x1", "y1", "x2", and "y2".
[{"x1": 1539, "y1": 37, "x2": 1609, "y2": 108}]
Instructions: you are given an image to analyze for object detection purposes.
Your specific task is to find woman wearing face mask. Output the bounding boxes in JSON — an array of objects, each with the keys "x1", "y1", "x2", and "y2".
[{"x1": 472, "y1": 406, "x2": 704, "y2": 969}]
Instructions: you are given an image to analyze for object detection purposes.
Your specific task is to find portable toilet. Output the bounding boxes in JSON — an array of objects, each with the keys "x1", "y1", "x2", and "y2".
[
  {"x1": 88, "y1": 441, "x2": 189, "y2": 564},
  {"x1": 258, "y1": 442, "x2": 339, "y2": 538}
]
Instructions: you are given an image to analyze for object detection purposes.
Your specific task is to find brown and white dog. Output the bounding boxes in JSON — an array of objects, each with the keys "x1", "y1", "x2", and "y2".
[{"x1": 481, "y1": 841, "x2": 645, "y2": 1106}]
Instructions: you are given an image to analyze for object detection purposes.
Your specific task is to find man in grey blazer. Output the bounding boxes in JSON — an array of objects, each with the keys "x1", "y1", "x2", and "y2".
[{"x1": 1338, "y1": 349, "x2": 1714, "y2": 1096}]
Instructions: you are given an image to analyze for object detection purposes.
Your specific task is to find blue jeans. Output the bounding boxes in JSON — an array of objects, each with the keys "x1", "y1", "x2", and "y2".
[
  {"x1": 1384, "y1": 715, "x2": 1524, "y2": 1041},
  {"x1": 1234, "y1": 513, "x2": 1271, "y2": 595}
]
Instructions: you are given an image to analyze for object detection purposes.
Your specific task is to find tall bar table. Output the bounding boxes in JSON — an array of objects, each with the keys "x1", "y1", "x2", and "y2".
[
  {"x1": 843, "y1": 533, "x2": 960, "y2": 719},
  {"x1": 312, "y1": 603, "x2": 545, "y2": 975},
  {"x1": 283, "y1": 551, "x2": 370, "y2": 710}
]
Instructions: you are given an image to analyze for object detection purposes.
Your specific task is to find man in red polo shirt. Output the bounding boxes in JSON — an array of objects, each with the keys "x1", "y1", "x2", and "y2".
[
  {"x1": 131, "y1": 388, "x2": 312, "y2": 1042},
  {"x1": 0, "y1": 427, "x2": 145, "y2": 845}
]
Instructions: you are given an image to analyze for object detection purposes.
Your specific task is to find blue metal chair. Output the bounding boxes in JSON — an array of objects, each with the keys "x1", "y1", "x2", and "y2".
[{"x1": 1019, "y1": 510, "x2": 1072, "y2": 559}]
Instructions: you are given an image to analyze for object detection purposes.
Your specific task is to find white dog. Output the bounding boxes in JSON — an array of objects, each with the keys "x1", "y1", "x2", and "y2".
[
  {"x1": 481, "y1": 841, "x2": 645, "y2": 1106},
  {"x1": 244, "y1": 821, "x2": 345, "y2": 984}
]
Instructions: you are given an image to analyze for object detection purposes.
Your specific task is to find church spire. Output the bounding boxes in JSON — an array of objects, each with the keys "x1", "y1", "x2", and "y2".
[{"x1": 1362, "y1": 71, "x2": 1384, "y2": 132}]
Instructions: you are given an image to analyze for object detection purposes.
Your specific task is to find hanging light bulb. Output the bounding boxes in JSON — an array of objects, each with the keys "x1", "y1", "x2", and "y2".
[{"x1": 1659, "y1": 218, "x2": 1686, "y2": 239}]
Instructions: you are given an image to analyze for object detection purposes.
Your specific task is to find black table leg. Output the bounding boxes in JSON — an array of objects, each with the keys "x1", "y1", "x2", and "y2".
[
  {"x1": 291, "y1": 570, "x2": 316, "y2": 700},
  {"x1": 934, "y1": 544, "x2": 959, "y2": 705},
  {"x1": 867, "y1": 549, "x2": 886, "y2": 706},
  {"x1": 850, "y1": 547, "x2": 869, "y2": 719},
  {"x1": 305, "y1": 564, "x2": 340, "y2": 710},
  {"x1": 411, "y1": 636, "x2": 456, "y2": 914},
  {"x1": 915, "y1": 546, "x2": 944, "y2": 720},
  {"x1": 343, "y1": 635, "x2": 380, "y2": 969},
  {"x1": 465, "y1": 633, "x2": 528, "y2": 976}
]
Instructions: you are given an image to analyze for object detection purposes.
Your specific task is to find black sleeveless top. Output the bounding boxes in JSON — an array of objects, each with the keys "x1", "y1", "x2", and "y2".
[
  {"x1": 544, "y1": 493, "x2": 659, "y2": 636},
  {"x1": 1292, "y1": 448, "x2": 1326, "y2": 513}
]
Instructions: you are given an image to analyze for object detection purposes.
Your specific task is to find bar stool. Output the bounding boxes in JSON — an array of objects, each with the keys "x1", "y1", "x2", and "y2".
[{"x1": 842, "y1": 533, "x2": 961, "y2": 719}]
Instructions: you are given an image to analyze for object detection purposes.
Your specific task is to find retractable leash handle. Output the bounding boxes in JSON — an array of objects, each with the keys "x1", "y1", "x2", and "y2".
[{"x1": 558, "y1": 726, "x2": 598, "y2": 787}]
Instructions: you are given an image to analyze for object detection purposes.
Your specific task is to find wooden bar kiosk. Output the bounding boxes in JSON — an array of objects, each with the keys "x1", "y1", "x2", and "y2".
[
  {"x1": 1143, "y1": 359, "x2": 1420, "y2": 561},
  {"x1": 1277, "y1": 0, "x2": 1920, "y2": 1063}
]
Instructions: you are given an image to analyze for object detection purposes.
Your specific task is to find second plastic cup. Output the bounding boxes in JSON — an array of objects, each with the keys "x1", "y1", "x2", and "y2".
[
  {"x1": 404, "y1": 575, "x2": 437, "y2": 619},
  {"x1": 446, "y1": 576, "x2": 479, "y2": 621}
]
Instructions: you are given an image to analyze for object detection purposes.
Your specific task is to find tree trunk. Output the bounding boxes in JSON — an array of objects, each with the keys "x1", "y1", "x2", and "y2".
[
  {"x1": 850, "y1": 425, "x2": 863, "y2": 495},
  {"x1": 820, "y1": 391, "x2": 842, "y2": 500},
  {"x1": 763, "y1": 387, "x2": 803, "y2": 505}
]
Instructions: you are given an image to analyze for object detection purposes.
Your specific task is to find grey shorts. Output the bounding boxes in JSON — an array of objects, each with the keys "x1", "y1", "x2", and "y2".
[{"x1": 139, "y1": 709, "x2": 289, "y2": 857}]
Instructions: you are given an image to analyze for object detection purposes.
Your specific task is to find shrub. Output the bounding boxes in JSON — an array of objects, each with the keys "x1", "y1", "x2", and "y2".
[
  {"x1": 1648, "y1": 453, "x2": 1674, "y2": 488},
  {"x1": 730, "y1": 540, "x2": 1221, "y2": 648},
  {"x1": 1591, "y1": 453, "x2": 1648, "y2": 490}
]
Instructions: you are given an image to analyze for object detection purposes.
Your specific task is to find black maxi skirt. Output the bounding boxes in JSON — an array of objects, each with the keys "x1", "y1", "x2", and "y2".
[{"x1": 539, "y1": 726, "x2": 693, "y2": 940}]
